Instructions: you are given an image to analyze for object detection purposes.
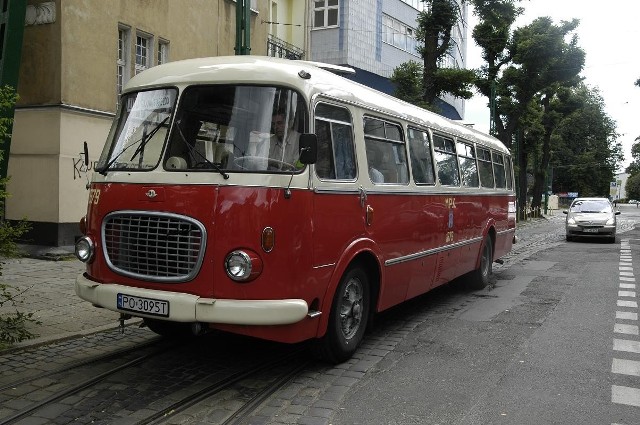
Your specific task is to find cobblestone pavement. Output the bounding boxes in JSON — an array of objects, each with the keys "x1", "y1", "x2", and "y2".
[{"x1": 0, "y1": 256, "x2": 123, "y2": 351}]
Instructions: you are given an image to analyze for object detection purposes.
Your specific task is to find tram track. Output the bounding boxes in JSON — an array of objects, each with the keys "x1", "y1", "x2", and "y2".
[{"x1": 0, "y1": 330, "x2": 309, "y2": 425}]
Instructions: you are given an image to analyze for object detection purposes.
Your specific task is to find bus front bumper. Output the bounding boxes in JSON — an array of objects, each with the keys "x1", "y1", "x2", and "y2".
[{"x1": 75, "y1": 274, "x2": 309, "y2": 325}]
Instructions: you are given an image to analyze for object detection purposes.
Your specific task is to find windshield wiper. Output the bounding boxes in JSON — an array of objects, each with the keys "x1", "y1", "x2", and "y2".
[
  {"x1": 175, "y1": 123, "x2": 229, "y2": 179},
  {"x1": 129, "y1": 116, "x2": 170, "y2": 163},
  {"x1": 96, "y1": 116, "x2": 169, "y2": 176}
]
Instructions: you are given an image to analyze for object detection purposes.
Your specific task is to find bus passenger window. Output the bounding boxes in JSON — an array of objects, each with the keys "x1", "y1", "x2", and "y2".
[
  {"x1": 493, "y1": 152, "x2": 507, "y2": 188},
  {"x1": 477, "y1": 148, "x2": 494, "y2": 188},
  {"x1": 315, "y1": 104, "x2": 356, "y2": 180},
  {"x1": 433, "y1": 134, "x2": 460, "y2": 186},
  {"x1": 363, "y1": 117, "x2": 409, "y2": 184},
  {"x1": 457, "y1": 141, "x2": 479, "y2": 187},
  {"x1": 505, "y1": 156, "x2": 513, "y2": 189},
  {"x1": 407, "y1": 127, "x2": 435, "y2": 184}
]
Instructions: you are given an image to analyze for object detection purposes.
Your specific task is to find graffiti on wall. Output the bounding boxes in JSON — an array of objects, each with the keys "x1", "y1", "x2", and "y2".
[{"x1": 73, "y1": 142, "x2": 99, "y2": 181}]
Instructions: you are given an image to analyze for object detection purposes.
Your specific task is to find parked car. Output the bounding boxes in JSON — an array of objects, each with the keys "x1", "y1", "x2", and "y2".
[
  {"x1": 563, "y1": 197, "x2": 619, "y2": 243},
  {"x1": 629, "y1": 199, "x2": 638, "y2": 204}
]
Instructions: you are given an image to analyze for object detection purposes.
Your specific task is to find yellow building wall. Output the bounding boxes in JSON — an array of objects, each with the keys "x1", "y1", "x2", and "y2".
[{"x1": 8, "y1": 0, "x2": 273, "y2": 245}]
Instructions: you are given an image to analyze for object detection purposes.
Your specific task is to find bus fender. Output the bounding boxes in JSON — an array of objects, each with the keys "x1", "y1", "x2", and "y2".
[
  {"x1": 476, "y1": 220, "x2": 496, "y2": 269},
  {"x1": 314, "y1": 237, "x2": 382, "y2": 338}
]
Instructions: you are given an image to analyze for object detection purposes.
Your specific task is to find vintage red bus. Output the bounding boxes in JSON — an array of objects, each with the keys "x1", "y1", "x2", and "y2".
[{"x1": 75, "y1": 56, "x2": 516, "y2": 363}]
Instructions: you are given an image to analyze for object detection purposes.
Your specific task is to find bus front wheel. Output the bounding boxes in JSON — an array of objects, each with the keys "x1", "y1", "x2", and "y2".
[{"x1": 316, "y1": 265, "x2": 370, "y2": 364}]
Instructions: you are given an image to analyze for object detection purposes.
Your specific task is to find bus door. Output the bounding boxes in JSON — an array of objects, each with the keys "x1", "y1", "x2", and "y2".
[{"x1": 311, "y1": 103, "x2": 365, "y2": 273}]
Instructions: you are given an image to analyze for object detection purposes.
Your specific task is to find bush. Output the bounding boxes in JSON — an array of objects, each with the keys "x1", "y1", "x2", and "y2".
[{"x1": 0, "y1": 85, "x2": 37, "y2": 349}]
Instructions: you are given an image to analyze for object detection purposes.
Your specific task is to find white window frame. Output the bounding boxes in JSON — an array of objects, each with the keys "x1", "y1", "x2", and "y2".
[
  {"x1": 135, "y1": 31, "x2": 153, "y2": 75},
  {"x1": 313, "y1": 0, "x2": 339, "y2": 28},
  {"x1": 382, "y1": 14, "x2": 418, "y2": 55},
  {"x1": 117, "y1": 25, "x2": 131, "y2": 95},
  {"x1": 157, "y1": 39, "x2": 169, "y2": 65}
]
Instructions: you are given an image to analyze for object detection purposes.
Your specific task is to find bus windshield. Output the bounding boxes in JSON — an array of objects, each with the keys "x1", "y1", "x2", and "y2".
[
  {"x1": 97, "y1": 88, "x2": 177, "y2": 173},
  {"x1": 164, "y1": 85, "x2": 308, "y2": 173}
]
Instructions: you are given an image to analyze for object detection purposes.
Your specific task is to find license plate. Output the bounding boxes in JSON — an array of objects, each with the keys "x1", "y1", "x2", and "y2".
[
  {"x1": 117, "y1": 293, "x2": 169, "y2": 317},
  {"x1": 583, "y1": 228, "x2": 599, "y2": 233}
]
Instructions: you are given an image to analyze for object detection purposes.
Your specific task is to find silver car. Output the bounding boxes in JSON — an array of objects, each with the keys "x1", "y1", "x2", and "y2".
[{"x1": 564, "y1": 197, "x2": 620, "y2": 243}]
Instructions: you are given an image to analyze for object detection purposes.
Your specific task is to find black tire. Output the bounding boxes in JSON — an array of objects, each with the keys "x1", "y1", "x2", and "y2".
[
  {"x1": 316, "y1": 265, "x2": 370, "y2": 364},
  {"x1": 143, "y1": 318, "x2": 194, "y2": 338},
  {"x1": 566, "y1": 235, "x2": 573, "y2": 242},
  {"x1": 467, "y1": 235, "x2": 493, "y2": 290}
]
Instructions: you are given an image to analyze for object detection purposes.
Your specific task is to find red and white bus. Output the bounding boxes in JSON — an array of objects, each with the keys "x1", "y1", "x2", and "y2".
[{"x1": 75, "y1": 56, "x2": 516, "y2": 363}]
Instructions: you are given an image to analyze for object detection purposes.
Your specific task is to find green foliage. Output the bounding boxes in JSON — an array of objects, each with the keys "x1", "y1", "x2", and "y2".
[
  {"x1": 0, "y1": 85, "x2": 36, "y2": 348},
  {"x1": 392, "y1": 0, "x2": 476, "y2": 109},
  {"x1": 625, "y1": 173, "x2": 640, "y2": 201}
]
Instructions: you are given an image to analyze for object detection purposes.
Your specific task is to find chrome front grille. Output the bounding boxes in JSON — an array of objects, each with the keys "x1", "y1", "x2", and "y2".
[{"x1": 102, "y1": 211, "x2": 206, "y2": 282}]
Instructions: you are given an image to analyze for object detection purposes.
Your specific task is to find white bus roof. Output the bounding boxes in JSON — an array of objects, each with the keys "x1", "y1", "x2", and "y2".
[{"x1": 124, "y1": 56, "x2": 509, "y2": 155}]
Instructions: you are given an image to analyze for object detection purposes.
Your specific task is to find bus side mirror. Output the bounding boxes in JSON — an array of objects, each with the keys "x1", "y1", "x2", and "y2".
[{"x1": 298, "y1": 133, "x2": 317, "y2": 165}]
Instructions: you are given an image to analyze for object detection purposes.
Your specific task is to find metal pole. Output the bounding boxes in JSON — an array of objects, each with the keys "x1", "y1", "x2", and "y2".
[{"x1": 0, "y1": 0, "x2": 27, "y2": 180}]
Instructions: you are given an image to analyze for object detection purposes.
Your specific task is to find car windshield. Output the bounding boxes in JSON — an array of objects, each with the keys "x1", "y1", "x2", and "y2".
[
  {"x1": 163, "y1": 85, "x2": 308, "y2": 173},
  {"x1": 569, "y1": 200, "x2": 612, "y2": 213}
]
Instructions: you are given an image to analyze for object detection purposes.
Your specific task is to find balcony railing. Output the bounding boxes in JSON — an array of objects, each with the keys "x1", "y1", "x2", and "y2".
[{"x1": 267, "y1": 34, "x2": 305, "y2": 60}]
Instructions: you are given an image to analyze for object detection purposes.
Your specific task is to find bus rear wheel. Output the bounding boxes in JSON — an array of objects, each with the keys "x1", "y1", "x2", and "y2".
[
  {"x1": 467, "y1": 235, "x2": 493, "y2": 290},
  {"x1": 316, "y1": 265, "x2": 370, "y2": 364}
]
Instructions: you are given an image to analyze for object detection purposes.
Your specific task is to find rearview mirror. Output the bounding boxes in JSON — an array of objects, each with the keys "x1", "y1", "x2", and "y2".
[{"x1": 298, "y1": 133, "x2": 317, "y2": 165}]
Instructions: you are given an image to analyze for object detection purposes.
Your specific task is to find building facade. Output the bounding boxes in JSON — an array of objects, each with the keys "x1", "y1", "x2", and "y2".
[
  {"x1": 8, "y1": 0, "x2": 308, "y2": 246},
  {"x1": 309, "y1": 0, "x2": 468, "y2": 119}
]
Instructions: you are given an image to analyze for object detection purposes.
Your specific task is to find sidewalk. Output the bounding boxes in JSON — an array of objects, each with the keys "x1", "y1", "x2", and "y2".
[{"x1": 0, "y1": 248, "x2": 122, "y2": 352}]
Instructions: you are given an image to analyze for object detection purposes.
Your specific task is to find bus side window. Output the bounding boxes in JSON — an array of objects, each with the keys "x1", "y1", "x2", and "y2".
[
  {"x1": 457, "y1": 141, "x2": 479, "y2": 187},
  {"x1": 433, "y1": 134, "x2": 460, "y2": 186},
  {"x1": 505, "y1": 156, "x2": 513, "y2": 189},
  {"x1": 315, "y1": 104, "x2": 356, "y2": 180},
  {"x1": 477, "y1": 147, "x2": 494, "y2": 188},
  {"x1": 492, "y1": 151, "x2": 507, "y2": 188},
  {"x1": 363, "y1": 117, "x2": 409, "y2": 184},
  {"x1": 407, "y1": 127, "x2": 435, "y2": 184}
]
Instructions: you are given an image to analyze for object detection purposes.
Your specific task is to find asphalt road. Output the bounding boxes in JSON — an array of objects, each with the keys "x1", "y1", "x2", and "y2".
[{"x1": 333, "y1": 205, "x2": 640, "y2": 424}]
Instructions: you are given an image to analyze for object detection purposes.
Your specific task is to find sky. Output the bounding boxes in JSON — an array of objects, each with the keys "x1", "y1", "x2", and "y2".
[{"x1": 463, "y1": 0, "x2": 640, "y2": 171}]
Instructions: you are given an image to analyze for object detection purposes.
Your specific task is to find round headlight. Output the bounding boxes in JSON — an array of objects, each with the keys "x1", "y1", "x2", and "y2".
[
  {"x1": 224, "y1": 250, "x2": 263, "y2": 282},
  {"x1": 75, "y1": 236, "x2": 95, "y2": 263}
]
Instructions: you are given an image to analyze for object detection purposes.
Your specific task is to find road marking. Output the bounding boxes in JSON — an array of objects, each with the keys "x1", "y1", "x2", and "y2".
[
  {"x1": 612, "y1": 385, "x2": 640, "y2": 407},
  {"x1": 611, "y1": 241, "x2": 640, "y2": 416},
  {"x1": 614, "y1": 338, "x2": 640, "y2": 354},
  {"x1": 617, "y1": 311, "x2": 639, "y2": 320},
  {"x1": 617, "y1": 300, "x2": 638, "y2": 308},
  {"x1": 614, "y1": 324, "x2": 639, "y2": 335},
  {"x1": 612, "y1": 358, "x2": 640, "y2": 376}
]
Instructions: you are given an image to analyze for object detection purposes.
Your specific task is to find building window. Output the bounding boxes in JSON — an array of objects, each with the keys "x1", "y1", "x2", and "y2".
[
  {"x1": 382, "y1": 14, "x2": 417, "y2": 54},
  {"x1": 117, "y1": 26, "x2": 130, "y2": 94},
  {"x1": 158, "y1": 39, "x2": 169, "y2": 65},
  {"x1": 135, "y1": 32, "x2": 152, "y2": 75},
  {"x1": 400, "y1": 0, "x2": 426, "y2": 11},
  {"x1": 314, "y1": 0, "x2": 339, "y2": 28}
]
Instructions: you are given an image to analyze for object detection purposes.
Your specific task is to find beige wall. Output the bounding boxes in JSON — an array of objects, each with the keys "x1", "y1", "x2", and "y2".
[{"x1": 8, "y1": 0, "x2": 273, "y2": 243}]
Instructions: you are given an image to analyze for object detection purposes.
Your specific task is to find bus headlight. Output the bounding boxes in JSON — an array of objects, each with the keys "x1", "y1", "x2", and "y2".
[
  {"x1": 225, "y1": 249, "x2": 263, "y2": 282},
  {"x1": 75, "y1": 236, "x2": 95, "y2": 263}
]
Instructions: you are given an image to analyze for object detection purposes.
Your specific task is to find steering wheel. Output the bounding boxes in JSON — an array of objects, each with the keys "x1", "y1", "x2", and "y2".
[{"x1": 233, "y1": 156, "x2": 296, "y2": 172}]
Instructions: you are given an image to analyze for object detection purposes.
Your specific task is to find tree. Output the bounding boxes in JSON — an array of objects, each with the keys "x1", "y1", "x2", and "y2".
[
  {"x1": 625, "y1": 172, "x2": 640, "y2": 201},
  {"x1": 391, "y1": 0, "x2": 476, "y2": 111},
  {"x1": 550, "y1": 85, "x2": 622, "y2": 197},
  {"x1": 488, "y1": 17, "x2": 585, "y2": 210}
]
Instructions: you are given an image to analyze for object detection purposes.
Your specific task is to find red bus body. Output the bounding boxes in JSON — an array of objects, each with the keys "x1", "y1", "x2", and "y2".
[{"x1": 75, "y1": 57, "x2": 516, "y2": 361}]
